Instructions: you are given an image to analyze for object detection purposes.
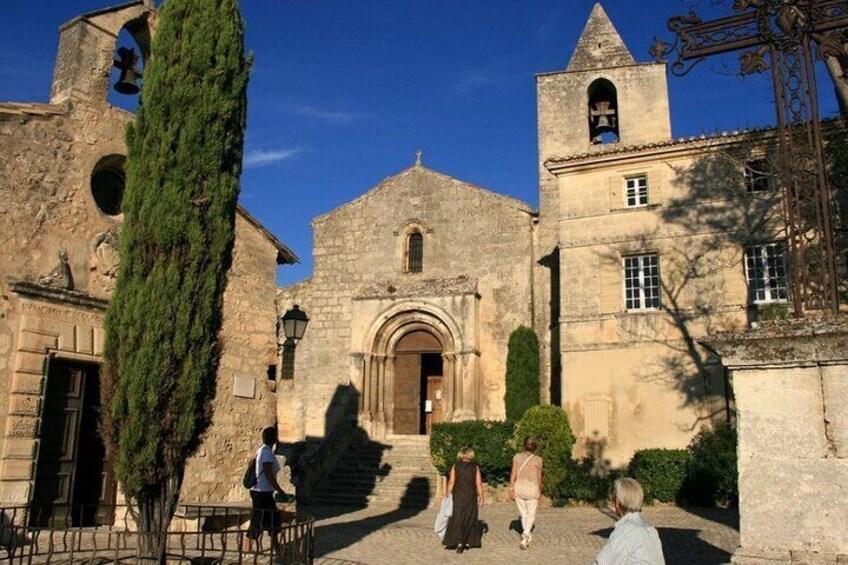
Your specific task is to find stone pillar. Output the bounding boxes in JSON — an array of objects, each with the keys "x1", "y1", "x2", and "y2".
[
  {"x1": 452, "y1": 351, "x2": 477, "y2": 422},
  {"x1": 704, "y1": 319, "x2": 848, "y2": 565}
]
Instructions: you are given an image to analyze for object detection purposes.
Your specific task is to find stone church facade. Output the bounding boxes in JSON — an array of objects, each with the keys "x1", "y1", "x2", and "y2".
[
  {"x1": 0, "y1": 0, "x2": 297, "y2": 509},
  {"x1": 282, "y1": 4, "x2": 786, "y2": 466}
]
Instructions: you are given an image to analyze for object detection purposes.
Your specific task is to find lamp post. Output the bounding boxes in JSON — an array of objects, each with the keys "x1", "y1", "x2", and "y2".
[{"x1": 280, "y1": 305, "x2": 309, "y2": 379}]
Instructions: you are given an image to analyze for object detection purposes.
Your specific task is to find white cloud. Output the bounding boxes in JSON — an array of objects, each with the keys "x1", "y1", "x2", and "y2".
[
  {"x1": 292, "y1": 104, "x2": 362, "y2": 124},
  {"x1": 243, "y1": 147, "x2": 301, "y2": 168}
]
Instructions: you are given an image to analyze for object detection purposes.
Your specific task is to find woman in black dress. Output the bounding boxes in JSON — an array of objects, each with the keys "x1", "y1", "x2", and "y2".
[{"x1": 442, "y1": 446, "x2": 484, "y2": 553}]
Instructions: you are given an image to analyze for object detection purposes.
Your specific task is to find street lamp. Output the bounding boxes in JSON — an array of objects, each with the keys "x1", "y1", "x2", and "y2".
[
  {"x1": 281, "y1": 305, "x2": 309, "y2": 344},
  {"x1": 279, "y1": 305, "x2": 309, "y2": 380}
]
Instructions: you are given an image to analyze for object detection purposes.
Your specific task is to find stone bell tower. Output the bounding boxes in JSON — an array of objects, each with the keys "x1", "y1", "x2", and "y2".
[
  {"x1": 533, "y1": 3, "x2": 673, "y2": 405},
  {"x1": 50, "y1": 0, "x2": 155, "y2": 105}
]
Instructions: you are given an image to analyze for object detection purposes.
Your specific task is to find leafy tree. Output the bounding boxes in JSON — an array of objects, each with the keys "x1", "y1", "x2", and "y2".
[
  {"x1": 504, "y1": 326, "x2": 540, "y2": 421},
  {"x1": 102, "y1": 0, "x2": 249, "y2": 559}
]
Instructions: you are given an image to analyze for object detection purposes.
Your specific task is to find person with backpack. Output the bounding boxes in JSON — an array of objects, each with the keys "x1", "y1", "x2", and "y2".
[{"x1": 244, "y1": 426, "x2": 286, "y2": 558}]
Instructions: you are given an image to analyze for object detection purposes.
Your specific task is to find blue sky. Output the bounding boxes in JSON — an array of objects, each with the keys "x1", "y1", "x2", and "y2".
[{"x1": 0, "y1": 0, "x2": 841, "y2": 285}]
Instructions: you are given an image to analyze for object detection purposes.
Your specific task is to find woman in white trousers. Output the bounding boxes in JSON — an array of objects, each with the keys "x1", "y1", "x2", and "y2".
[{"x1": 509, "y1": 436, "x2": 544, "y2": 550}]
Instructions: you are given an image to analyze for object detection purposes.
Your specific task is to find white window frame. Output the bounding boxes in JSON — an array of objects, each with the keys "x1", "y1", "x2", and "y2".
[
  {"x1": 624, "y1": 175, "x2": 648, "y2": 207},
  {"x1": 745, "y1": 242, "x2": 788, "y2": 304},
  {"x1": 623, "y1": 253, "x2": 660, "y2": 311}
]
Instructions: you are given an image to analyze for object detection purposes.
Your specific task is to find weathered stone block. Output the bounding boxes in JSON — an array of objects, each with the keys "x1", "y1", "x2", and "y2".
[
  {"x1": 14, "y1": 351, "x2": 46, "y2": 375},
  {"x1": 0, "y1": 480, "x2": 30, "y2": 504},
  {"x1": 9, "y1": 395, "x2": 40, "y2": 416},
  {"x1": 75, "y1": 325, "x2": 94, "y2": 354},
  {"x1": 10, "y1": 373, "x2": 44, "y2": 395},
  {"x1": 18, "y1": 331, "x2": 58, "y2": 353},
  {"x1": 2, "y1": 438, "x2": 36, "y2": 459},
  {"x1": 5, "y1": 415, "x2": 38, "y2": 438},
  {"x1": 822, "y1": 366, "x2": 848, "y2": 458},
  {"x1": 0, "y1": 459, "x2": 33, "y2": 481}
]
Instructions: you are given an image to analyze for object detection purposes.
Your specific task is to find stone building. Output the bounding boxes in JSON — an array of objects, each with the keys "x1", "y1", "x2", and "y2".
[
  {"x1": 0, "y1": 0, "x2": 297, "y2": 513},
  {"x1": 282, "y1": 3, "x2": 788, "y2": 469},
  {"x1": 277, "y1": 164, "x2": 536, "y2": 442}
]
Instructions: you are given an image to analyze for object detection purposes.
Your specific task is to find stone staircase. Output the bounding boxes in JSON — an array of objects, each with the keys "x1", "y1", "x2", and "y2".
[{"x1": 309, "y1": 435, "x2": 439, "y2": 508}]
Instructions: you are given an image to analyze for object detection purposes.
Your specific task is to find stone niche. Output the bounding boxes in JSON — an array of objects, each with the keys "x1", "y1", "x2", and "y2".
[{"x1": 704, "y1": 318, "x2": 848, "y2": 565}]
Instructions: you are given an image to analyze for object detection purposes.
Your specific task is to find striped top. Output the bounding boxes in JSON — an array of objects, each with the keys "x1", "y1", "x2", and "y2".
[{"x1": 594, "y1": 512, "x2": 666, "y2": 565}]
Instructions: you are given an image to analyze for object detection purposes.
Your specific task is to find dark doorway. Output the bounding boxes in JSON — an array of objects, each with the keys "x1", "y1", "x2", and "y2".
[{"x1": 31, "y1": 359, "x2": 115, "y2": 527}]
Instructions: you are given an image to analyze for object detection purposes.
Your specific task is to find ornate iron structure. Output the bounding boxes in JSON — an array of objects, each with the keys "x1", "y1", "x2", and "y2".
[{"x1": 652, "y1": 0, "x2": 848, "y2": 317}]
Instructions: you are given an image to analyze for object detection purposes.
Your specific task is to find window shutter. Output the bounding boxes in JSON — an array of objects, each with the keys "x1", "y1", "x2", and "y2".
[
  {"x1": 608, "y1": 176, "x2": 621, "y2": 211},
  {"x1": 647, "y1": 169, "x2": 663, "y2": 206},
  {"x1": 599, "y1": 253, "x2": 621, "y2": 314}
]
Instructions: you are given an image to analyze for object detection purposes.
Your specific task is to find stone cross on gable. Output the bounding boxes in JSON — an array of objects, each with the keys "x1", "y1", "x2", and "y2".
[
  {"x1": 415, "y1": 149, "x2": 423, "y2": 166},
  {"x1": 653, "y1": 0, "x2": 848, "y2": 316}
]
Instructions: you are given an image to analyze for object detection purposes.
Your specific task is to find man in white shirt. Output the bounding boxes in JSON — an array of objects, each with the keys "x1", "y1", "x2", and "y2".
[
  {"x1": 246, "y1": 426, "x2": 286, "y2": 559},
  {"x1": 593, "y1": 478, "x2": 666, "y2": 565}
]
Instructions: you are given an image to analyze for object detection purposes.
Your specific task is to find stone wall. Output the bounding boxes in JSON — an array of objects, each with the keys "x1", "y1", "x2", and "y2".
[
  {"x1": 277, "y1": 165, "x2": 535, "y2": 441},
  {"x1": 706, "y1": 320, "x2": 848, "y2": 564}
]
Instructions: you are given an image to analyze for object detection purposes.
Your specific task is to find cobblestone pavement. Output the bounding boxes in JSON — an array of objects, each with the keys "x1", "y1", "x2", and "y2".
[{"x1": 306, "y1": 502, "x2": 739, "y2": 565}]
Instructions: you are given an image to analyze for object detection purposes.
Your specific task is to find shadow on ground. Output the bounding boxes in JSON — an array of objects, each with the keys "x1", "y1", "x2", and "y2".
[{"x1": 306, "y1": 478, "x2": 431, "y2": 558}]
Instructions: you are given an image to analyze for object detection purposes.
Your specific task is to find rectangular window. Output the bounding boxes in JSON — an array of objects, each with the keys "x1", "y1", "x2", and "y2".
[
  {"x1": 624, "y1": 254, "x2": 660, "y2": 311},
  {"x1": 744, "y1": 160, "x2": 770, "y2": 192},
  {"x1": 625, "y1": 175, "x2": 648, "y2": 207},
  {"x1": 745, "y1": 243, "x2": 788, "y2": 303},
  {"x1": 280, "y1": 339, "x2": 296, "y2": 380}
]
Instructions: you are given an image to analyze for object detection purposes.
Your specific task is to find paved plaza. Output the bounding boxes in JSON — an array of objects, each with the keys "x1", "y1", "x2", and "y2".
[{"x1": 307, "y1": 502, "x2": 739, "y2": 565}]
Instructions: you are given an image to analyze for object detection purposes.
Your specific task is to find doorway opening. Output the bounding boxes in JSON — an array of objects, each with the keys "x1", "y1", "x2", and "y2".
[
  {"x1": 393, "y1": 330, "x2": 443, "y2": 436},
  {"x1": 31, "y1": 358, "x2": 116, "y2": 527},
  {"x1": 419, "y1": 353, "x2": 443, "y2": 435}
]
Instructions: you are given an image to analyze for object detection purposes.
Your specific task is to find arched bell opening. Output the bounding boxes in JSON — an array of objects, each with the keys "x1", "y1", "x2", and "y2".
[
  {"x1": 587, "y1": 78, "x2": 620, "y2": 145},
  {"x1": 107, "y1": 15, "x2": 151, "y2": 111}
]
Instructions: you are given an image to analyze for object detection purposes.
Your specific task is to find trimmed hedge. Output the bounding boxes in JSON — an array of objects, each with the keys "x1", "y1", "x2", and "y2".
[
  {"x1": 552, "y1": 456, "x2": 619, "y2": 507},
  {"x1": 512, "y1": 405, "x2": 575, "y2": 497},
  {"x1": 504, "y1": 326, "x2": 540, "y2": 421},
  {"x1": 430, "y1": 420, "x2": 514, "y2": 484},
  {"x1": 628, "y1": 449, "x2": 691, "y2": 504},
  {"x1": 681, "y1": 423, "x2": 738, "y2": 507}
]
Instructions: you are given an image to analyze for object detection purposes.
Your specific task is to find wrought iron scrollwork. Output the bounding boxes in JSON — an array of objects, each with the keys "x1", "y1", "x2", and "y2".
[{"x1": 651, "y1": 0, "x2": 848, "y2": 316}]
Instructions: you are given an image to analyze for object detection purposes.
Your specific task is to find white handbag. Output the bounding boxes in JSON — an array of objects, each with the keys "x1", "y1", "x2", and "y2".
[{"x1": 434, "y1": 494, "x2": 453, "y2": 540}]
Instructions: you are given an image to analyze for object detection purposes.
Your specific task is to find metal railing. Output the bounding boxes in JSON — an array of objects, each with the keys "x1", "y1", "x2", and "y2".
[{"x1": 0, "y1": 503, "x2": 313, "y2": 564}]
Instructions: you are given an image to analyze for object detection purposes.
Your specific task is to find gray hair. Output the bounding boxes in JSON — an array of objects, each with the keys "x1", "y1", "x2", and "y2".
[{"x1": 614, "y1": 478, "x2": 644, "y2": 513}]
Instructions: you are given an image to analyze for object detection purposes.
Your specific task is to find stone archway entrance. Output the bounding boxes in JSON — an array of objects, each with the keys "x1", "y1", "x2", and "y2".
[
  {"x1": 393, "y1": 330, "x2": 443, "y2": 435},
  {"x1": 357, "y1": 302, "x2": 479, "y2": 438}
]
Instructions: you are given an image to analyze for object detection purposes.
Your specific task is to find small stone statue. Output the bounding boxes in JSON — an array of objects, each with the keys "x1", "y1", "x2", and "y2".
[{"x1": 38, "y1": 249, "x2": 74, "y2": 290}]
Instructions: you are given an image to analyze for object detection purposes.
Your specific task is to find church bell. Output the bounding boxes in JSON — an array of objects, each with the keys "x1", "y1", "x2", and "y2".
[
  {"x1": 590, "y1": 100, "x2": 617, "y2": 136},
  {"x1": 113, "y1": 47, "x2": 142, "y2": 95}
]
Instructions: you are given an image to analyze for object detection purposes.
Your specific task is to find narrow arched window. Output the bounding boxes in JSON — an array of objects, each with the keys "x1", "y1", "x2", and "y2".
[{"x1": 407, "y1": 232, "x2": 423, "y2": 273}]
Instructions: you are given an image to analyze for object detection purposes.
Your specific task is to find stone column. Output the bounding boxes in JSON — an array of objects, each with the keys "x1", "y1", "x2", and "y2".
[
  {"x1": 442, "y1": 353, "x2": 456, "y2": 422},
  {"x1": 704, "y1": 319, "x2": 848, "y2": 564},
  {"x1": 452, "y1": 351, "x2": 477, "y2": 422}
]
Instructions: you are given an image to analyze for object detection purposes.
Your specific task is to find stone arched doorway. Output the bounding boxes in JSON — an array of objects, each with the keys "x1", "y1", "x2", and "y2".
[{"x1": 357, "y1": 302, "x2": 478, "y2": 438}]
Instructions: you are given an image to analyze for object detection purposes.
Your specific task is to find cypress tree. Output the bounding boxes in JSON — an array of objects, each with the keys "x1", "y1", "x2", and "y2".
[
  {"x1": 504, "y1": 326, "x2": 541, "y2": 421},
  {"x1": 102, "y1": 0, "x2": 249, "y2": 558}
]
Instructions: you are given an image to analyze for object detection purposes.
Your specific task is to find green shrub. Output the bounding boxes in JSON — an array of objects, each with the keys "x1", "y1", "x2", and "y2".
[
  {"x1": 430, "y1": 420, "x2": 514, "y2": 484},
  {"x1": 504, "y1": 326, "x2": 540, "y2": 421},
  {"x1": 628, "y1": 449, "x2": 691, "y2": 504},
  {"x1": 681, "y1": 423, "x2": 738, "y2": 507},
  {"x1": 512, "y1": 405, "x2": 575, "y2": 497},
  {"x1": 553, "y1": 457, "x2": 619, "y2": 506}
]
